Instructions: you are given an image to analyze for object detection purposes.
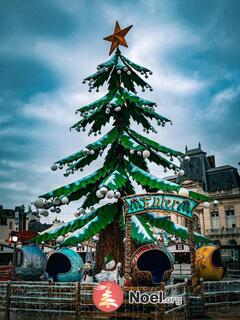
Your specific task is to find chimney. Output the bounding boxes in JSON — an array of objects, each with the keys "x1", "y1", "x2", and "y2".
[{"x1": 207, "y1": 155, "x2": 216, "y2": 168}]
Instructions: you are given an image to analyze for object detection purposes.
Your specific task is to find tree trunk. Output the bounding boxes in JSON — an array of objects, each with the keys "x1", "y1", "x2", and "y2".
[{"x1": 95, "y1": 216, "x2": 124, "y2": 275}]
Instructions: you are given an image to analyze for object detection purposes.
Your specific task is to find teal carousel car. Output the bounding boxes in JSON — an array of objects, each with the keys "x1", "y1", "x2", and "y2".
[{"x1": 46, "y1": 247, "x2": 84, "y2": 282}]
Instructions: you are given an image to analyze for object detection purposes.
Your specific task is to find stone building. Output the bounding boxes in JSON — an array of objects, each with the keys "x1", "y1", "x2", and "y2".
[
  {"x1": 0, "y1": 205, "x2": 40, "y2": 242},
  {"x1": 165, "y1": 143, "x2": 240, "y2": 262}
]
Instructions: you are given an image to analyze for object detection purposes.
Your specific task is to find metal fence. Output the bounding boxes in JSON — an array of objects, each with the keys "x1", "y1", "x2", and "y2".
[{"x1": 0, "y1": 279, "x2": 239, "y2": 319}]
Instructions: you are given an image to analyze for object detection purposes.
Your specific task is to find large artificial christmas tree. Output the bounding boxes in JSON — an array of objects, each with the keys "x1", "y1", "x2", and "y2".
[{"x1": 34, "y1": 22, "x2": 209, "y2": 272}]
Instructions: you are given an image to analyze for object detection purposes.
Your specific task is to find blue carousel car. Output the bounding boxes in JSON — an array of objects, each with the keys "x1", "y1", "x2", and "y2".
[{"x1": 15, "y1": 244, "x2": 47, "y2": 280}]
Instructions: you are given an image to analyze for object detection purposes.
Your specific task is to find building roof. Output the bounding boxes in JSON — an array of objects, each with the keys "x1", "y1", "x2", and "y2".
[{"x1": 165, "y1": 144, "x2": 240, "y2": 193}]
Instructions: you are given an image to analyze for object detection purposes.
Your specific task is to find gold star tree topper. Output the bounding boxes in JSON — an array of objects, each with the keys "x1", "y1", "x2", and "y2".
[{"x1": 103, "y1": 21, "x2": 133, "y2": 55}]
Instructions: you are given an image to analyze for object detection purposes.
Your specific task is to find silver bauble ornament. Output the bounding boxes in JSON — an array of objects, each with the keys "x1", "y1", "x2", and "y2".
[
  {"x1": 39, "y1": 209, "x2": 49, "y2": 217},
  {"x1": 55, "y1": 207, "x2": 61, "y2": 214},
  {"x1": 53, "y1": 198, "x2": 61, "y2": 206},
  {"x1": 178, "y1": 170, "x2": 185, "y2": 176},
  {"x1": 178, "y1": 188, "x2": 189, "y2": 197},
  {"x1": 90, "y1": 150, "x2": 95, "y2": 155},
  {"x1": 34, "y1": 198, "x2": 45, "y2": 209},
  {"x1": 114, "y1": 191, "x2": 121, "y2": 199},
  {"x1": 130, "y1": 149, "x2": 135, "y2": 155},
  {"x1": 56, "y1": 235, "x2": 64, "y2": 244},
  {"x1": 51, "y1": 164, "x2": 58, "y2": 171},
  {"x1": 106, "y1": 190, "x2": 114, "y2": 199},
  {"x1": 203, "y1": 202, "x2": 210, "y2": 208},
  {"x1": 74, "y1": 211, "x2": 80, "y2": 217},
  {"x1": 61, "y1": 197, "x2": 69, "y2": 205},
  {"x1": 96, "y1": 190, "x2": 104, "y2": 198},
  {"x1": 100, "y1": 187, "x2": 108, "y2": 195},
  {"x1": 142, "y1": 150, "x2": 150, "y2": 158},
  {"x1": 184, "y1": 156, "x2": 190, "y2": 161}
]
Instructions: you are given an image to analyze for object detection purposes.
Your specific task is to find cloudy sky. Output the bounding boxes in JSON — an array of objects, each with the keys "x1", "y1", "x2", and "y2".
[{"x1": 1, "y1": 0, "x2": 239, "y2": 222}]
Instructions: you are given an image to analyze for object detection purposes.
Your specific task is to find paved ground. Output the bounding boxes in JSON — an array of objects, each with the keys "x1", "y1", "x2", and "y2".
[
  {"x1": 1, "y1": 304, "x2": 240, "y2": 320},
  {"x1": 165, "y1": 304, "x2": 240, "y2": 320}
]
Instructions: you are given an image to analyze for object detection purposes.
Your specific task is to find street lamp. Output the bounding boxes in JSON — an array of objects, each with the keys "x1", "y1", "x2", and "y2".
[{"x1": 10, "y1": 234, "x2": 19, "y2": 268}]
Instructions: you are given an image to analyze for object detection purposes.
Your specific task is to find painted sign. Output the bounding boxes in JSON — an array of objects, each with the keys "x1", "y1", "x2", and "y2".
[{"x1": 122, "y1": 193, "x2": 198, "y2": 219}]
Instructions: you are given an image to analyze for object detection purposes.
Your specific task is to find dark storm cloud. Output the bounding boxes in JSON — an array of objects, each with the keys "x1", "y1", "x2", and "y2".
[
  {"x1": 0, "y1": 54, "x2": 58, "y2": 100},
  {"x1": 0, "y1": 0, "x2": 75, "y2": 40}
]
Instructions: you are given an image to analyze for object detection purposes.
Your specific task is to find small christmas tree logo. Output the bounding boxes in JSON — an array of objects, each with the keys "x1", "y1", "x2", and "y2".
[{"x1": 93, "y1": 281, "x2": 124, "y2": 312}]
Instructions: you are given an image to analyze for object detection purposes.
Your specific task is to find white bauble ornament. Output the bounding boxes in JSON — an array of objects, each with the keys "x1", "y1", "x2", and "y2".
[
  {"x1": 56, "y1": 235, "x2": 64, "y2": 244},
  {"x1": 157, "y1": 190, "x2": 164, "y2": 194},
  {"x1": 114, "y1": 191, "x2": 121, "y2": 199},
  {"x1": 53, "y1": 198, "x2": 61, "y2": 206},
  {"x1": 213, "y1": 200, "x2": 219, "y2": 205},
  {"x1": 130, "y1": 149, "x2": 135, "y2": 155},
  {"x1": 178, "y1": 170, "x2": 185, "y2": 176},
  {"x1": 184, "y1": 156, "x2": 190, "y2": 161},
  {"x1": 96, "y1": 190, "x2": 104, "y2": 198},
  {"x1": 127, "y1": 71, "x2": 131, "y2": 75},
  {"x1": 100, "y1": 187, "x2": 108, "y2": 195},
  {"x1": 137, "y1": 151, "x2": 142, "y2": 156},
  {"x1": 90, "y1": 150, "x2": 95, "y2": 155},
  {"x1": 114, "y1": 107, "x2": 121, "y2": 112},
  {"x1": 99, "y1": 149, "x2": 104, "y2": 155},
  {"x1": 105, "y1": 109, "x2": 110, "y2": 114},
  {"x1": 178, "y1": 188, "x2": 189, "y2": 197},
  {"x1": 169, "y1": 164, "x2": 174, "y2": 169},
  {"x1": 117, "y1": 69, "x2": 121, "y2": 74},
  {"x1": 106, "y1": 190, "x2": 115, "y2": 199},
  {"x1": 51, "y1": 164, "x2": 58, "y2": 171},
  {"x1": 203, "y1": 202, "x2": 210, "y2": 208},
  {"x1": 104, "y1": 67, "x2": 108, "y2": 72},
  {"x1": 142, "y1": 150, "x2": 150, "y2": 158},
  {"x1": 61, "y1": 197, "x2": 69, "y2": 205},
  {"x1": 84, "y1": 149, "x2": 90, "y2": 155},
  {"x1": 34, "y1": 198, "x2": 45, "y2": 208}
]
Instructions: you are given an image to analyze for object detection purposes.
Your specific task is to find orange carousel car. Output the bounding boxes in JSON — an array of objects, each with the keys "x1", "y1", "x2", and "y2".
[{"x1": 195, "y1": 245, "x2": 225, "y2": 281}]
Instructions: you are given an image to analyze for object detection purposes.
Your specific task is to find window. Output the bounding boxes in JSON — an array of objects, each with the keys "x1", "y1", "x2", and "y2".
[
  {"x1": 9, "y1": 221, "x2": 13, "y2": 229},
  {"x1": 225, "y1": 208, "x2": 235, "y2": 228},
  {"x1": 210, "y1": 210, "x2": 219, "y2": 229}
]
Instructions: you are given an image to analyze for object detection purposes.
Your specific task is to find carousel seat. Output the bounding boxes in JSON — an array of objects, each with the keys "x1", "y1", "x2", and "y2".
[{"x1": 131, "y1": 244, "x2": 174, "y2": 286}]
